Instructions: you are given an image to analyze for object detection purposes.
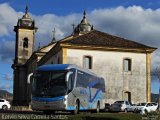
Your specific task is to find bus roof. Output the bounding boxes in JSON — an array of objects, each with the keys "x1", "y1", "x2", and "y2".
[
  {"x1": 37, "y1": 64, "x2": 71, "y2": 71},
  {"x1": 37, "y1": 64, "x2": 98, "y2": 77}
]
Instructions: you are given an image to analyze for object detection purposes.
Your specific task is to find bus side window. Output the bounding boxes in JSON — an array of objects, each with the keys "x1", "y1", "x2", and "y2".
[
  {"x1": 70, "y1": 69, "x2": 76, "y2": 88},
  {"x1": 67, "y1": 69, "x2": 76, "y2": 92},
  {"x1": 76, "y1": 71, "x2": 89, "y2": 88},
  {"x1": 68, "y1": 75, "x2": 73, "y2": 92},
  {"x1": 76, "y1": 71, "x2": 83, "y2": 87},
  {"x1": 100, "y1": 78, "x2": 105, "y2": 92}
]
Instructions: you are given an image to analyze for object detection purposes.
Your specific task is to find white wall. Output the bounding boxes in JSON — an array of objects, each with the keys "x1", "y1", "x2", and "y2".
[
  {"x1": 66, "y1": 49, "x2": 147, "y2": 104},
  {"x1": 45, "y1": 50, "x2": 63, "y2": 64}
]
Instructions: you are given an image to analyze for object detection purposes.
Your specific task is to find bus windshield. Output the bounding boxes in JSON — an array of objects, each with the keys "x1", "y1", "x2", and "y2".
[{"x1": 32, "y1": 70, "x2": 68, "y2": 98}]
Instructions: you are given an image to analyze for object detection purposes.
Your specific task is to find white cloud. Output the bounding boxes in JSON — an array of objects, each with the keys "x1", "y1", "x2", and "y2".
[
  {"x1": 33, "y1": 13, "x2": 81, "y2": 46},
  {"x1": 0, "y1": 3, "x2": 22, "y2": 36},
  {"x1": 0, "y1": 84, "x2": 12, "y2": 90},
  {"x1": 90, "y1": 6, "x2": 160, "y2": 46},
  {"x1": 4, "y1": 74, "x2": 13, "y2": 80},
  {"x1": 0, "y1": 39, "x2": 15, "y2": 63}
]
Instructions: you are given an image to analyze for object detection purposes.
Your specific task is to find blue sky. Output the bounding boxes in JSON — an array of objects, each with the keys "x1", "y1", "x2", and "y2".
[
  {"x1": 0, "y1": 0, "x2": 160, "y2": 94},
  {"x1": 1, "y1": 0, "x2": 160, "y2": 15}
]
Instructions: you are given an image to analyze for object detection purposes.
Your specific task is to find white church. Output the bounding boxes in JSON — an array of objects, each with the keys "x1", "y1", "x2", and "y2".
[{"x1": 12, "y1": 6, "x2": 156, "y2": 106}]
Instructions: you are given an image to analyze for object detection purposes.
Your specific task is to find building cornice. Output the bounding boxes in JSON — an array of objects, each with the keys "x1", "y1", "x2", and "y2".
[{"x1": 60, "y1": 43, "x2": 156, "y2": 53}]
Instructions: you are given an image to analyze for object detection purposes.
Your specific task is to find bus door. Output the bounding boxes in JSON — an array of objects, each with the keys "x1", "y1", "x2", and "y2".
[{"x1": 76, "y1": 71, "x2": 89, "y2": 110}]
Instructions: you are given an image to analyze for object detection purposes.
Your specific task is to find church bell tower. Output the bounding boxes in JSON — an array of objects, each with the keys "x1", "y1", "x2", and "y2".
[
  {"x1": 12, "y1": 5, "x2": 37, "y2": 106},
  {"x1": 14, "y1": 5, "x2": 37, "y2": 64}
]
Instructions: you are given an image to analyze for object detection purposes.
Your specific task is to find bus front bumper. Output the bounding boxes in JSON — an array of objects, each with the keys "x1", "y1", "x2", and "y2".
[{"x1": 31, "y1": 99, "x2": 66, "y2": 111}]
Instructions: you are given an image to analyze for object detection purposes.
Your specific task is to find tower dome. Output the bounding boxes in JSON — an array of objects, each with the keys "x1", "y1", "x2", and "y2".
[
  {"x1": 16, "y1": 5, "x2": 35, "y2": 29},
  {"x1": 74, "y1": 10, "x2": 93, "y2": 35}
]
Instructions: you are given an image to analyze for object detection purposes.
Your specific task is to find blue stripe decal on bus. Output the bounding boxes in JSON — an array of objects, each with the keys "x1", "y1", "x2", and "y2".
[
  {"x1": 89, "y1": 89, "x2": 101, "y2": 103},
  {"x1": 32, "y1": 96, "x2": 65, "y2": 102},
  {"x1": 88, "y1": 79, "x2": 99, "y2": 88},
  {"x1": 67, "y1": 106, "x2": 75, "y2": 110}
]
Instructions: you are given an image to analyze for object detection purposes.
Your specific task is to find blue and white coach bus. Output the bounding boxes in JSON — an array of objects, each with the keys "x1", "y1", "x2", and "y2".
[{"x1": 28, "y1": 64, "x2": 105, "y2": 114}]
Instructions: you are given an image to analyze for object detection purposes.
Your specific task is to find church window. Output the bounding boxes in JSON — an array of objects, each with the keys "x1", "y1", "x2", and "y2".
[
  {"x1": 23, "y1": 37, "x2": 28, "y2": 48},
  {"x1": 83, "y1": 56, "x2": 92, "y2": 69},
  {"x1": 123, "y1": 58, "x2": 132, "y2": 71}
]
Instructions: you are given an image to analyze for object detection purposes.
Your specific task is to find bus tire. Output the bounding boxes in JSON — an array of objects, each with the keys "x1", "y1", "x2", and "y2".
[
  {"x1": 72, "y1": 100, "x2": 79, "y2": 115},
  {"x1": 43, "y1": 110, "x2": 55, "y2": 115},
  {"x1": 96, "y1": 101, "x2": 100, "y2": 113}
]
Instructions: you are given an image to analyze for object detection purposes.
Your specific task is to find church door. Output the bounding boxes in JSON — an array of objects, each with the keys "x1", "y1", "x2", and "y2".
[{"x1": 124, "y1": 91, "x2": 131, "y2": 103}]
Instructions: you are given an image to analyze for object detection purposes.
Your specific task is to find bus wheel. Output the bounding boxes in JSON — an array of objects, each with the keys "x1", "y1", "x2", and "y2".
[
  {"x1": 43, "y1": 110, "x2": 55, "y2": 115},
  {"x1": 96, "y1": 102, "x2": 100, "y2": 113},
  {"x1": 72, "y1": 100, "x2": 79, "y2": 115}
]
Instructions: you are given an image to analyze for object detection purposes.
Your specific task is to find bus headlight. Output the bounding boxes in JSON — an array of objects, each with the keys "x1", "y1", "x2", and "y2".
[
  {"x1": 65, "y1": 95, "x2": 68, "y2": 99},
  {"x1": 64, "y1": 95, "x2": 68, "y2": 104}
]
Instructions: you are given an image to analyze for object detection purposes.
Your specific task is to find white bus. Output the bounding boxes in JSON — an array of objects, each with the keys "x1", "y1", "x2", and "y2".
[{"x1": 28, "y1": 64, "x2": 105, "y2": 114}]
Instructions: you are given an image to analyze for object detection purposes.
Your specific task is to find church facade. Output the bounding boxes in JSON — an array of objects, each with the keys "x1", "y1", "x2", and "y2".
[{"x1": 12, "y1": 6, "x2": 156, "y2": 106}]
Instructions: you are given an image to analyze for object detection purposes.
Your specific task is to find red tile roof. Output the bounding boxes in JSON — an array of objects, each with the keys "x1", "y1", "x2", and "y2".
[{"x1": 60, "y1": 30, "x2": 156, "y2": 50}]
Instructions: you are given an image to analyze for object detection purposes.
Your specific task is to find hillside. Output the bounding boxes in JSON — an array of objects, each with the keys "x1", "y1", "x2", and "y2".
[{"x1": 0, "y1": 89, "x2": 13, "y2": 101}]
